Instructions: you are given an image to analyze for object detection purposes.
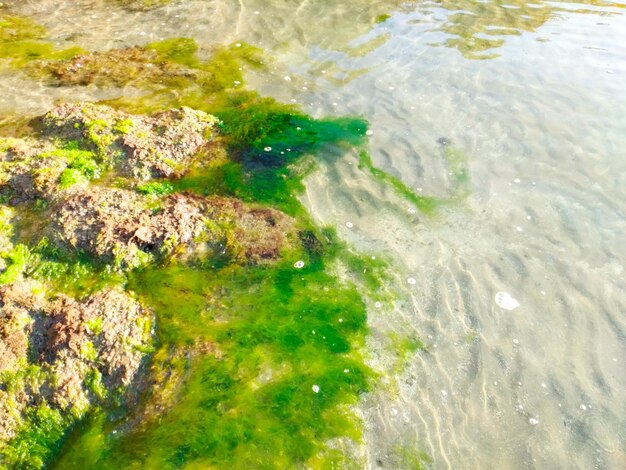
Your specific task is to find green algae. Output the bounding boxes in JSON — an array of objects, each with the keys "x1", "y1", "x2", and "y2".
[
  {"x1": 116, "y1": 0, "x2": 172, "y2": 11},
  {"x1": 136, "y1": 181, "x2": 174, "y2": 197},
  {"x1": 2, "y1": 403, "x2": 72, "y2": 470},
  {"x1": 0, "y1": 14, "x2": 83, "y2": 68},
  {"x1": 0, "y1": 244, "x2": 29, "y2": 284},
  {"x1": 41, "y1": 143, "x2": 101, "y2": 189},
  {"x1": 0, "y1": 32, "x2": 427, "y2": 469},
  {"x1": 51, "y1": 247, "x2": 375, "y2": 469},
  {"x1": 358, "y1": 150, "x2": 440, "y2": 214}
]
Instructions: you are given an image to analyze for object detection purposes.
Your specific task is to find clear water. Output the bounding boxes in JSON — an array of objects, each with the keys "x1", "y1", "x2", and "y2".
[{"x1": 2, "y1": 0, "x2": 625, "y2": 468}]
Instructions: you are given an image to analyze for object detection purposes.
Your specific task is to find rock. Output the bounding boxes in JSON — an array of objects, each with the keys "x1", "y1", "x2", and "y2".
[
  {"x1": 42, "y1": 46, "x2": 192, "y2": 88},
  {"x1": 49, "y1": 187, "x2": 210, "y2": 268},
  {"x1": 0, "y1": 280, "x2": 46, "y2": 375},
  {"x1": 203, "y1": 197, "x2": 294, "y2": 264},
  {"x1": 49, "y1": 186, "x2": 294, "y2": 268},
  {"x1": 0, "y1": 281, "x2": 152, "y2": 440},
  {"x1": 42, "y1": 103, "x2": 220, "y2": 180},
  {"x1": 0, "y1": 137, "x2": 68, "y2": 203}
]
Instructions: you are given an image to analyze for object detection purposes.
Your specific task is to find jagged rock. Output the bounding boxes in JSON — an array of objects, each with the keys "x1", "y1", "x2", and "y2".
[
  {"x1": 0, "y1": 280, "x2": 46, "y2": 375},
  {"x1": 42, "y1": 103, "x2": 220, "y2": 180},
  {"x1": 0, "y1": 281, "x2": 152, "y2": 440},
  {"x1": 203, "y1": 197, "x2": 294, "y2": 263},
  {"x1": 49, "y1": 186, "x2": 294, "y2": 268},
  {"x1": 49, "y1": 187, "x2": 209, "y2": 268},
  {"x1": 0, "y1": 137, "x2": 68, "y2": 203}
]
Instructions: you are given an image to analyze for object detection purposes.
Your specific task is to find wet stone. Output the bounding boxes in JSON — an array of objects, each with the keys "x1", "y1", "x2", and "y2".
[
  {"x1": 42, "y1": 102, "x2": 220, "y2": 180},
  {"x1": 0, "y1": 280, "x2": 152, "y2": 441}
]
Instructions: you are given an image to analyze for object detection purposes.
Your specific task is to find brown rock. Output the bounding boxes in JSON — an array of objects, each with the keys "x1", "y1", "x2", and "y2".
[{"x1": 42, "y1": 103, "x2": 219, "y2": 180}]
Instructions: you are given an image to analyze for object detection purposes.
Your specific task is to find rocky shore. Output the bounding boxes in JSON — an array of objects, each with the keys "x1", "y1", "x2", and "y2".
[{"x1": 0, "y1": 102, "x2": 296, "y2": 465}]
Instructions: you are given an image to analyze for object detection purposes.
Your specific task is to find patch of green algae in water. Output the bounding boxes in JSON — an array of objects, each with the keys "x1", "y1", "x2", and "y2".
[
  {"x1": 54, "y1": 256, "x2": 372, "y2": 469},
  {"x1": 0, "y1": 21, "x2": 431, "y2": 467}
]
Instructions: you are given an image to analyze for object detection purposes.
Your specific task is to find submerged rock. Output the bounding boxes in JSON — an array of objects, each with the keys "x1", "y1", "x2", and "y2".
[
  {"x1": 0, "y1": 281, "x2": 152, "y2": 441},
  {"x1": 41, "y1": 46, "x2": 192, "y2": 88}
]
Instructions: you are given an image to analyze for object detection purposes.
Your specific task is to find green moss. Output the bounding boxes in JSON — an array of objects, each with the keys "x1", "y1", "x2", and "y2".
[
  {"x1": 51, "y1": 239, "x2": 375, "y2": 468},
  {"x1": 388, "y1": 331, "x2": 426, "y2": 373},
  {"x1": 375, "y1": 13, "x2": 391, "y2": 23},
  {"x1": 112, "y1": 118, "x2": 134, "y2": 135},
  {"x1": 391, "y1": 444, "x2": 432, "y2": 470},
  {"x1": 0, "y1": 244, "x2": 29, "y2": 284},
  {"x1": 1, "y1": 403, "x2": 72, "y2": 470},
  {"x1": 0, "y1": 14, "x2": 84, "y2": 68},
  {"x1": 136, "y1": 181, "x2": 174, "y2": 197},
  {"x1": 80, "y1": 341, "x2": 98, "y2": 362},
  {"x1": 84, "y1": 369, "x2": 107, "y2": 400},
  {"x1": 44, "y1": 145, "x2": 100, "y2": 188},
  {"x1": 26, "y1": 237, "x2": 123, "y2": 296},
  {"x1": 440, "y1": 143, "x2": 471, "y2": 198},
  {"x1": 86, "y1": 317, "x2": 104, "y2": 335}
]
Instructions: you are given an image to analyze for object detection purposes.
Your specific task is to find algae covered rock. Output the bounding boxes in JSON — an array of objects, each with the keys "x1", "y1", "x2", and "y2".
[
  {"x1": 202, "y1": 196, "x2": 295, "y2": 264},
  {"x1": 0, "y1": 137, "x2": 66, "y2": 203},
  {"x1": 50, "y1": 187, "x2": 208, "y2": 268},
  {"x1": 49, "y1": 186, "x2": 294, "y2": 268},
  {"x1": 42, "y1": 46, "x2": 191, "y2": 88},
  {"x1": 0, "y1": 280, "x2": 152, "y2": 442},
  {"x1": 42, "y1": 102, "x2": 220, "y2": 180}
]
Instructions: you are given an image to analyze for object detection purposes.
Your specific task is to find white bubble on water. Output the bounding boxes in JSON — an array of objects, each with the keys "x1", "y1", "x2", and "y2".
[
  {"x1": 374, "y1": 301, "x2": 382, "y2": 308},
  {"x1": 312, "y1": 385, "x2": 320, "y2": 393},
  {"x1": 495, "y1": 292, "x2": 520, "y2": 310},
  {"x1": 516, "y1": 226, "x2": 524, "y2": 232},
  {"x1": 284, "y1": 76, "x2": 291, "y2": 81},
  {"x1": 345, "y1": 221, "x2": 354, "y2": 228},
  {"x1": 407, "y1": 277, "x2": 417, "y2": 285},
  {"x1": 294, "y1": 260, "x2": 305, "y2": 269},
  {"x1": 264, "y1": 146, "x2": 272, "y2": 152},
  {"x1": 529, "y1": 417, "x2": 539, "y2": 425},
  {"x1": 365, "y1": 130, "x2": 374, "y2": 136}
]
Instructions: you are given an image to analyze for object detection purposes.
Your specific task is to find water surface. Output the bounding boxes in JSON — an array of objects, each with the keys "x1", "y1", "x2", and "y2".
[{"x1": 2, "y1": 0, "x2": 625, "y2": 468}]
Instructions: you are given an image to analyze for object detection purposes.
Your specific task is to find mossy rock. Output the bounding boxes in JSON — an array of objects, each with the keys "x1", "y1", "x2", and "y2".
[
  {"x1": 48, "y1": 186, "x2": 295, "y2": 270},
  {"x1": 0, "y1": 281, "x2": 152, "y2": 454},
  {"x1": 42, "y1": 103, "x2": 221, "y2": 180}
]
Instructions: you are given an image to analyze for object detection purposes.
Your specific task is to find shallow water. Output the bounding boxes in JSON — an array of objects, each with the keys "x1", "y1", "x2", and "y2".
[{"x1": 2, "y1": 0, "x2": 626, "y2": 468}]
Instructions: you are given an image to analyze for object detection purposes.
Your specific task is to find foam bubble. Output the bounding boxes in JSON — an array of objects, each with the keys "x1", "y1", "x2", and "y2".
[
  {"x1": 294, "y1": 260, "x2": 305, "y2": 269},
  {"x1": 312, "y1": 385, "x2": 320, "y2": 393}
]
